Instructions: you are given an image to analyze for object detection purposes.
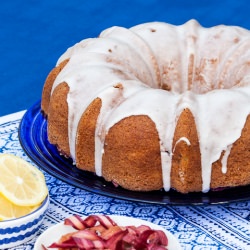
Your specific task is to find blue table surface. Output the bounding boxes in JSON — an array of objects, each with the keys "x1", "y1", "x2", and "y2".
[{"x1": 1, "y1": 0, "x2": 250, "y2": 116}]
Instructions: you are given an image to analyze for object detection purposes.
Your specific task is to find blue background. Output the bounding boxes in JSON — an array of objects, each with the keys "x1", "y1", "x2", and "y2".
[{"x1": 1, "y1": 0, "x2": 250, "y2": 116}]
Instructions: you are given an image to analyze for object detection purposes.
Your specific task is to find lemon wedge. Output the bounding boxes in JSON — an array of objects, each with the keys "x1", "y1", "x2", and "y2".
[
  {"x1": 0, "y1": 193, "x2": 40, "y2": 221},
  {"x1": 0, "y1": 154, "x2": 48, "y2": 206}
]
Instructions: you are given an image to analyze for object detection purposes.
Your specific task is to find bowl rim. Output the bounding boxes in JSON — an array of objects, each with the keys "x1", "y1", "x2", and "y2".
[
  {"x1": 0, "y1": 195, "x2": 49, "y2": 226},
  {"x1": 34, "y1": 214, "x2": 182, "y2": 250}
]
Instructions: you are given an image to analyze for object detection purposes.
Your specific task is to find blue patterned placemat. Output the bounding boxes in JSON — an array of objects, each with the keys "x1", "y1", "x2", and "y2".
[{"x1": 0, "y1": 111, "x2": 249, "y2": 250}]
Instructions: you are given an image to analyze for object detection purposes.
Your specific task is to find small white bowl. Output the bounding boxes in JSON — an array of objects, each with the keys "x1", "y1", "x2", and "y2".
[
  {"x1": 0, "y1": 195, "x2": 49, "y2": 249},
  {"x1": 35, "y1": 215, "x2": 182, "y2": 250}
]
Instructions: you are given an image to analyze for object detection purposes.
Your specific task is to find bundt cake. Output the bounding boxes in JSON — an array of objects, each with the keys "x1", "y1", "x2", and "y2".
[{"x1": 41, "y1": 20, "x2": 250, "y2": 193}]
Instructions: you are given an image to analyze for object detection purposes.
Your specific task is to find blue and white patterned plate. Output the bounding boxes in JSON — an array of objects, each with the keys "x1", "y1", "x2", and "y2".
[{"x1": 18, "y1": 101, "x2": 250, "y2": 205}]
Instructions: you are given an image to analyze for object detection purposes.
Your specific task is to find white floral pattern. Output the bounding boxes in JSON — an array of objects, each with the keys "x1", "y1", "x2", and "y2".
[{"x1": 1, "y1": 111, "x2": 249, "y2": 250}]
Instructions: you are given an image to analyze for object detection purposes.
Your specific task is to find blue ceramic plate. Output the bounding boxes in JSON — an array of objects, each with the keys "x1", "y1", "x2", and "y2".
[{"x1": 19, "y1": 100, "x2": 250, "y2": 205}]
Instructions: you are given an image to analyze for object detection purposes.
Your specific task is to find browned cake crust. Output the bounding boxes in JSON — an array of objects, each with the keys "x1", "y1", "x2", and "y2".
[
  {"x1": 76, "y1": 98, "x2": 102, "y2": 172},
  {"x1": 102, "y1": 115, "x2": 163, "y2": 191},
  {"x1": 41, "y1": 22, "x2": 250, "y2": 193},
  {"x1": 210, "y1": 115, "x2": 250, "y2": 189},
  {"x1": 47, "y1": 82, "x2": 70, "y2": 157},
  {"x1": 41, "y1": 61, "x2": 250, "y2": 193},
  {"x1": 171, "y1": 108, "x2": 202, "y2": 193},
  {"x1": 41, "y1": 59, "x2": 69, "y2": 115}
]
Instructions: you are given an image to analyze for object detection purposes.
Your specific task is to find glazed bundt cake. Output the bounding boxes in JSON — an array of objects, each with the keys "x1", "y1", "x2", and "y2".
[{"x1": 41, "y1": 20, "x2": 250, "y2": 193}]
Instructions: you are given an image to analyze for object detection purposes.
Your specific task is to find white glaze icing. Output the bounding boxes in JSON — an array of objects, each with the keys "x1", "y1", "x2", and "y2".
[
  {"x1": 221, "y1": 144, "x2": 233, "y2": 174},
  {"x1": 173, "y1": 137, "x2": 191, "y2": 153},
  {"x1": 50, "y1": 20, "x2": 250, "y2": 192}
]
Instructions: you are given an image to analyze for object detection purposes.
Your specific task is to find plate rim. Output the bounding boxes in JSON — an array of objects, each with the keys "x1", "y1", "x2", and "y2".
[{"x1": 34, "y1": 215, "x2": 182, "y2": 250}]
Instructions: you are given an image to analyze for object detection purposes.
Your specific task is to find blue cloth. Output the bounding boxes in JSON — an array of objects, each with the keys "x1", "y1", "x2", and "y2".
[
  {"x1": 1, "y1": 111, "x2": 249, "y2": 250},
  {"x1": 0, "y1": 0, "x2": 250, "y2": 116}
]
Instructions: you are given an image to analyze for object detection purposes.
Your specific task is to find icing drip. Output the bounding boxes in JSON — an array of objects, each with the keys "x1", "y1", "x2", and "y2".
[
  {"x1": 194, "y1": 87, "x2": 250, "y2": 192},
  {"x1": 173, "y1": 137, "x2": 191, "y2": 152},
  {"x1": 51, "y1": 20, "x2": 250, "y2": 192},
  {"x1": 103, "y1": 89, "x2": 179, "y2": 191},
  {"x1": 94, "y1": 81, "x2": 149, "y2": 176},
  {"x1": 221, "y1": 144, "x2": 233, "y2": 174}
]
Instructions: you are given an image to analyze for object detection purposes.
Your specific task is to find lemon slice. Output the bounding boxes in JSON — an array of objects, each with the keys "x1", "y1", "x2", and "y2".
[
  {"x1": 0, "y1": 154, "x2": 48, "y2": 206},
  {"x1": 0, "y1": 193, "x2": 40, "y2": 221}
]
